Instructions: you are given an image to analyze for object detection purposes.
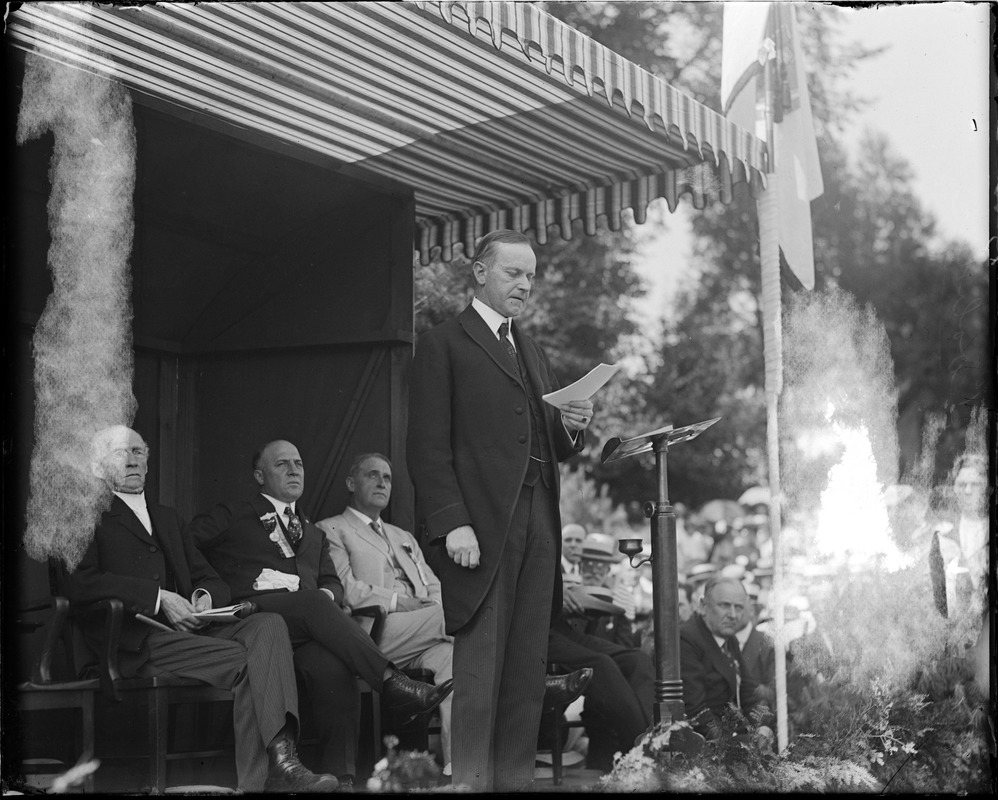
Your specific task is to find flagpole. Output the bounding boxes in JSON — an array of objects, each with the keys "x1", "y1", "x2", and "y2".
[{"x1": 758, "y1": 4, "x2": 789, "y2": 754}]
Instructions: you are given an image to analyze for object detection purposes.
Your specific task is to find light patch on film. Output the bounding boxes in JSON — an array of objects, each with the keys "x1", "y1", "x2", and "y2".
[{"x1": 17, "y1": 5, "x2": 137, "y2": 570}]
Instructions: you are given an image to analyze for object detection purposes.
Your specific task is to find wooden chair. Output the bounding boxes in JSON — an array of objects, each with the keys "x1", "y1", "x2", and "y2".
[
  {"x1": 15, "y1": 594, "x2": 99, "y2": 793},
  {"x1": 90, "y1": 597, "x2": 235, "y2": 793},
  {"x1": 44, "y1": 559, "x2": 236, "y2": 794},
  {"x1": 543, "y1": 665, "x2": 588, "y2": 787}
]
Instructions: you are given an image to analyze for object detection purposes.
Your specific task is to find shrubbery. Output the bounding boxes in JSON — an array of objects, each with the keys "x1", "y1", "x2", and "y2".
[{"x1": 602, "y1": 561, "x2": 993, "y2": 793}]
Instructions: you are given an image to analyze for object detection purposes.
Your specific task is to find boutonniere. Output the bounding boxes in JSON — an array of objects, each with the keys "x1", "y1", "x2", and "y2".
[
  {"x1": 260, "y1": 511, "x2": 294, "y2": 558},
  {"x1": 935, "y1": 522, "x2": 955, "y2": 536}
]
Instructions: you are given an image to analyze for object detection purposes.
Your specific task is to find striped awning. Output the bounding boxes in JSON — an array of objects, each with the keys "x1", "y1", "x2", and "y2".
[{"x1": 8, "y1": 1, "x2": 766, "y2": 264}]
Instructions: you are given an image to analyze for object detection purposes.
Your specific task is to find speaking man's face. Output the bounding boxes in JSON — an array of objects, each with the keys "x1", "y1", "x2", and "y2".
[
  {"x1": 255, "y1": 440, "x2": 304, "y2": 503},
  {"x1": 475, "y1": 241, "x2": 536, "y2": 319}
]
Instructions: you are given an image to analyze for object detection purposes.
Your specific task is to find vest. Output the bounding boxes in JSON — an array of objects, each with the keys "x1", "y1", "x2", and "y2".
[{"x1": 517, "y1": 345, "x2": 554, "y2": 487}]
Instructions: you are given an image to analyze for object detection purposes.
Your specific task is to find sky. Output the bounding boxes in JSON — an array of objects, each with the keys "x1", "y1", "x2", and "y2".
[{"x1": 633, "y1": 1, "x2": 992, "y2": 322}]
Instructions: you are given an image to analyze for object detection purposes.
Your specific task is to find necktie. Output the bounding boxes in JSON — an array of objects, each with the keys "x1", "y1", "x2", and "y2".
[
  {"x1": 370, "y1": 520, "x2": 384, "y2": 538},
  {"x1": 498, "y1": 322, "x2": 520, "y2": 376},
  {"x1": 284, "y1": 506, "x2": 303, "y2": 547},
  {"x1": 724, "y1": 638, "x2": 742, "y2": 708}
]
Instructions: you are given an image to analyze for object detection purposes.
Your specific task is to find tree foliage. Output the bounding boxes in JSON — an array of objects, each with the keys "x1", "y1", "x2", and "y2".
[{"x1": 414, "y1": 2, "x2": 990, "y2": 517}]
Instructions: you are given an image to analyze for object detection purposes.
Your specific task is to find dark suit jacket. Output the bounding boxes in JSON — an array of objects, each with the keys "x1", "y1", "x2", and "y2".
[
  {"x1": 407, "y1": 304, "x2": 584, "y2": 632},
  {"x1": 740, "y1": 626, "x2": 776, "y2": 705},
  {"x1": 65, "y1": 495, "x2": 230, "y2": 675},
  {"x1": 187, "y1": 494, "x2": 343, "y2": 605},
  {"x1": 679, "y1": 614, "x2": 761, "y2": 736}
]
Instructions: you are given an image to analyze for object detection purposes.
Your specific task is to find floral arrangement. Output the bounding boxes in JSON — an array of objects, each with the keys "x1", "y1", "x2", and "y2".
[
  {"x1": 366, "y1": 736, "x2": 449, "y2": 793},
  {"x1": 600, "y1": 713, "x2": 879, "y2": 794},
  {"x1": 259, "y1": 511, "x2": 294, "y2": 558}
]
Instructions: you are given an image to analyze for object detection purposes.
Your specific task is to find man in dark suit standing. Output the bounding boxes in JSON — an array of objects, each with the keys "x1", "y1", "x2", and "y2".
[
  {"x1": 680, "y1": 575, "x2": 771, "y2": 741},
  {"x1": 407, "y1": 230, "x2": 593, "y2": 791},
  {"x1": 187, "y1": 439, "x2": 452, "y2": 783},
  {"x1": 66, "y1": 426, "x2": 336, "y2": 793}
]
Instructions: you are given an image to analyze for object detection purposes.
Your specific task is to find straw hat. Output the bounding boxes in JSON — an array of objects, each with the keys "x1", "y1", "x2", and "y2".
[
  {"x1": 575, "y1": 585, "x2": 626, "y2": 616},
  {"x1": 687, "y1": 563, "x2": 718, "y2": 584},
  {"x1": 581, "y1": 532, "x2": 619, "y2": 563}
]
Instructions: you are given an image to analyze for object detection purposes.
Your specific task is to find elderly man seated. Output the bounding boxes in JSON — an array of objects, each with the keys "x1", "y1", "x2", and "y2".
[
  {"x1": 67, "y1": 426, "x2": 336, "y2": 792},
  {"x1": 316, "y1": 453, "x2": 455, "y2": 779},
  {"x1": 547, "y1": 530, "x2": 655, "y2": 772}
]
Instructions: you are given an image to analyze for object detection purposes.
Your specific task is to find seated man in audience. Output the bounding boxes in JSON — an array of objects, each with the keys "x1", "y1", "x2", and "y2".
[
  {"x1": 187, "y1": 439, "x2": 452, "y2": 784},
  {"x1": 561, "y1": 523, "x2": 586, "y2": 581},
  {"x1": 568, "y1": 532, "x2": 638, "y2": 647},
  {"x1": 548, "y1": 531, "x2": 655, "y2": 772},
  {"x1": 680, "y1": 575, "x2": 772, "y2": 741},
  {"x1": 316, "y1": 453, "x2": 455, "y2": 779},
  {"x1": 67, "y1": 426, "x2": 336, "y2": 793}
]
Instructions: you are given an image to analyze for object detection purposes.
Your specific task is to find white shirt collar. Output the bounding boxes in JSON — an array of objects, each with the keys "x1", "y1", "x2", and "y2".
[
  {"x1": 262, "y1": 493, "x2": 296, "y2": 517},
  {"x1": 348, "y1": 506, "x2": 379, "y2": 529},
  {"x1": 472, "y1": 297, "x2": 514, "y2": 346},
  {"x1": 114, "y1": 491, "x2": 152, "y2": 534}
]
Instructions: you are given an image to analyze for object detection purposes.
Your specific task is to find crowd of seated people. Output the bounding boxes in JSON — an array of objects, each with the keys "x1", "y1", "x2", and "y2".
[
  {"x1": 50, "y1": 431, "x2": 989, "y2": 789},
  {"x1": 55, "y1": 426, "x2": 594, "y2": 792}
]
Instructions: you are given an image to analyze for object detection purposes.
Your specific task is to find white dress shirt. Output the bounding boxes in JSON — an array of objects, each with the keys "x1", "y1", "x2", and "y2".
[{"x1": 472, "y1": 297, "x2": 515, "y2": 349}]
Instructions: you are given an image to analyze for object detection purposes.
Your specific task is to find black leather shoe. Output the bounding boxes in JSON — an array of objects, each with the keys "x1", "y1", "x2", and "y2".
[
  {"x1": 543, "y1": 667, "x2": 593, "y2": 708},
  {"x1": 383, "y1": 670, "x2": 454, "y2": 723},
  {"x1": 265, "y1": 732, "x2": 339, "y2": 793}
]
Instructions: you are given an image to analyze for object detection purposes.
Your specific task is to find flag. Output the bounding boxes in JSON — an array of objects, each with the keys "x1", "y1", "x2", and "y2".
[{"x1": 721, "y1": 3, "x2": 824, "y2": 289}]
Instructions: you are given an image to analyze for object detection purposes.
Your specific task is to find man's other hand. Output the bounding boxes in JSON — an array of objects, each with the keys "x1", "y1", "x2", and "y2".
[
  {"x1": 446, "y1": 526, "x2": 481, "y2": 569},
  {"x1": 562, "y1": 584, "x2": 587, "y2": 615},
  {"x1": 160, "y1": 590, "x2": 206, "y2": 631},
  {"x1": 396, "y1": 596, "x2": 436, "y2": 612},
  {"x1": 560, "y1": 399, "x2": 594, "y2": 432},
  {"x1": 192, "y1": 592, "x2": 212, "y2": 613}
]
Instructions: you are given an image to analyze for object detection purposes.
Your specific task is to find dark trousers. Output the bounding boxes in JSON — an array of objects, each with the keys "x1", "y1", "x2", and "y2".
[
  {"x1": 251, "y1": 589, "x2": 391, "y2": 688},
  {"x1": 140, "y1": 613, "x2": 297, "y2": 791},
  {"x1": 451, "y1": 482, "x2": 558, "y2": 792},
  {"x1": 294, "y1": 641, "x2": 360, "y2": 778},
  {"x1": 547, "y1": 622, "x2": 654, "y2": 770}
]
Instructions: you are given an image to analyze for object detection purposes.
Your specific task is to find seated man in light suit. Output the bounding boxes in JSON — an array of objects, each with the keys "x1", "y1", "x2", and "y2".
[{"x1": 317, "y1": 453, "x2": 454, "y2": 777}]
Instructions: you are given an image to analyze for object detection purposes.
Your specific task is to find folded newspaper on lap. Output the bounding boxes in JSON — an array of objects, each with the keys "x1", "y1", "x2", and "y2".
[
  {"x1": 542, "y1": 362, "x2": 621, "y2": 407},
  {"x1": 193, "y1": 603, "x2": 251, "y2": 623}
]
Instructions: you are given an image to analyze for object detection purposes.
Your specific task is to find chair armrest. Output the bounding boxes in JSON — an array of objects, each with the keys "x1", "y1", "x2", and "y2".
[
  {"x1": 350, "y1": 605, "x2": 386, "y2": 643},
  {"x1": 25, "y1": 596, "x2": 71, "y2": 684},
  {"x1": 71, "y1": 598, "x2": 125, "y2": 700}
]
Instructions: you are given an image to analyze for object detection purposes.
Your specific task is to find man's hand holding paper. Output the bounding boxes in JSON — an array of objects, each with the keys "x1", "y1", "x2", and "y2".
[{"x1": 560, "y1": 398, "x2": 594, "y2": 432}]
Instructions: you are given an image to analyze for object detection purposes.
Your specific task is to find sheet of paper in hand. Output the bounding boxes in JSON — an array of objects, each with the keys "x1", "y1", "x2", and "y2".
[
  {"x1": 193, "y1": 603, "x2": 251, "y2": 623},
  {"x1": 542, "y1": 362, "x2": 621, "y2": 407}
]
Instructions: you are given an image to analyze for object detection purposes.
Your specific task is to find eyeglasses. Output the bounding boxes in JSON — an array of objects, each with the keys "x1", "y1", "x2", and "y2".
[{"x1": 111, "y1": 446, "x2": 150, "y2": 460}]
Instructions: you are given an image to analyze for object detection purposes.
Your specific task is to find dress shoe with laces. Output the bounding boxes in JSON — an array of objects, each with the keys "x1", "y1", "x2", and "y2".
[
  {"x1": 543, "y1": 667, "x2": 594, "y2": 708},
  {"x1": 265, "y1": 731, "x2": 339, "y2": 793},
  {"x1": 382, "y1": 670, "x2": 454, "y2": 723}
]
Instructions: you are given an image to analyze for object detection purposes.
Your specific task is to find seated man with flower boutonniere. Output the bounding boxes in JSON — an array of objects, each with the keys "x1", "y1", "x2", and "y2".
[
  {"x1": 67, "y1": 427, "x2": 338, "y2": 793},
  {"x1": 187, "y1": 440, "x2": 453, "y2": 785}
]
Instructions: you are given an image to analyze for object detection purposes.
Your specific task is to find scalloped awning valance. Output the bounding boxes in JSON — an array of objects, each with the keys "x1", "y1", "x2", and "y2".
[{"x1": 8, "y1": 1, "x2": 766, "y2": 264}]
